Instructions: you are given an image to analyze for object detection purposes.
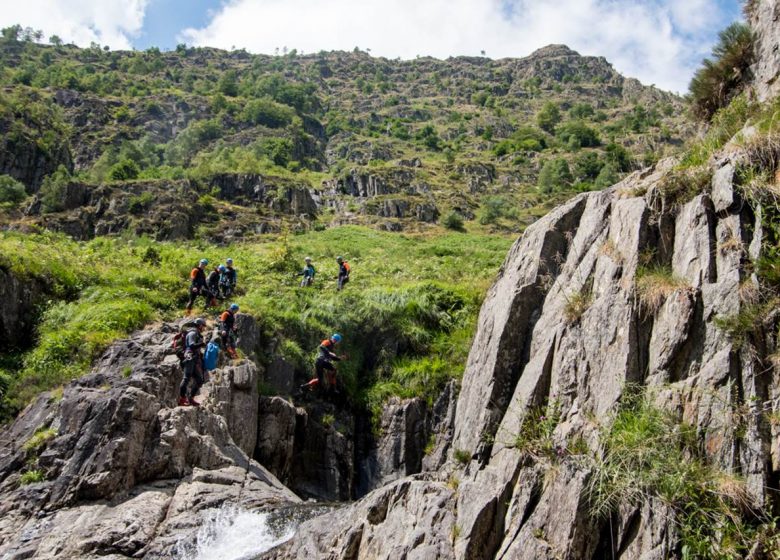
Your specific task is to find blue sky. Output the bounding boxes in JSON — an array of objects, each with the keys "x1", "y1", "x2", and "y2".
[{"x1": 1, "y1": 0, "x2": 744, "y2": 93}]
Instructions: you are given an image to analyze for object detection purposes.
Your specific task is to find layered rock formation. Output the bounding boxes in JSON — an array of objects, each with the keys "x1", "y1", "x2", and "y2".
[
  {"x1": 263, "y1": 152, "x2": 779, "y2": 558},
  {"x1": 749, "y1": 0, "x2": 780, "y2": 101},
  {"x1": 0, "y1": 321, "x2": 298, "y2": 559}
]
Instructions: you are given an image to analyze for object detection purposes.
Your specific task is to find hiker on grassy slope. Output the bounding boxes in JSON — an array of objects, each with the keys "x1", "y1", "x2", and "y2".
[
  {"x1": 336, "y1": 256, "x2": 350, "y2": 291},
  {"x1": 222, "y1": 258, "x2": 237, "y2": 297},
  {"x1": 207, "y1": 265, "x2": 224, "y2": 301},
  {"x1": 219, "y1": 303, "x2": 240, "y2": 359},
  {"x1": 185, "y1": 259, "x2": 212, "y2": 313},
  {"x1": 179, "y1": 318, "x2": 207, "y2": 406},
  {"x1": 300, "y1": 333, "x2": 345, "y2": 396},
  {"x1": 298, "y1": 256, "x2": 316, "y2": 287}
]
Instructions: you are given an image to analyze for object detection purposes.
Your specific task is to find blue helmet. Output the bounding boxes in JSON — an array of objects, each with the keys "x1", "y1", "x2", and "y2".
[
  {"x1": 331, "y1": 333, "x2": 342, "y2": 343},
  {"x1": 199, "y1": 259, "x2": 208, "y2": 266},
  {"x1": 218, "y1": 265, "x2": 227, "y2": 272},
  {"x1": 229, "y1": 303, "x2": 239, "y2": 312}
]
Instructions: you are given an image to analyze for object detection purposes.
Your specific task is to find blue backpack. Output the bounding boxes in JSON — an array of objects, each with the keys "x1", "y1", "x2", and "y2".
[{"x1": 203, "y1": 342, "x2": 220, "y2": 371}]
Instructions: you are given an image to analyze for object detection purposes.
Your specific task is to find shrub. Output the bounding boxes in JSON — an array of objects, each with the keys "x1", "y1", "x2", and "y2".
[
  {"x1": 39, "y1": 165, "x2": 71, "y2": 213},
  {"x1": 537, "y1": 158, "x2": 573, "y2": 193},
  {"x1": 689, "y1": 22, "x2": 755, "y2": 121},
  {"x1": 241, "y1": 98, "x2": 295, "y2": 128},
  {"x1": 0, "y1": 174, "x2": 26, "y2": 204},
  {"x1": 453, "y1": 448, "x2": 471, "y2": 465},
  {"x1": 415, "y1": 124, "x2": 441, "y2": 150},
  {"x1": 127, "y1": 191, "x2": 154, "y2": 214},
  {"x1": 537, "y1": 101, "x2": 561, "y2": 133},
  {"x1": 109, "y1": 158, "x2": 140, "y2": 181},
  {"x1": 442, "y1": 211, "x2": 465, "y2": 231},
  {"x1": 556, "y1": 120, "x2": 600, "y2": 149},
  {"x1": 594, "y1": 162, "x2": 620, "y2": 189}
]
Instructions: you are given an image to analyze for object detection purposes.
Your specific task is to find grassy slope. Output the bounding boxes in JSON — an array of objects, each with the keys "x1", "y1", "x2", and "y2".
[{"x1": 0, "y1": 227, "x2": 511, "y2": 418}]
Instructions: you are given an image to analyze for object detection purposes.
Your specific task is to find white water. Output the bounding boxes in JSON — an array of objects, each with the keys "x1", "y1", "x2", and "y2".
[{"x1": 177, "y1": 505, "x2": 296, "y2": 560}]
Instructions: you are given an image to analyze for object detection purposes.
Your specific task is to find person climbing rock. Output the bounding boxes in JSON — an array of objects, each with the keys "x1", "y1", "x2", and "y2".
[
  {"x1": 298, "y1": 256, "x2": 316, "y2": 287},
  {"x1": 222, "y1": 258, "x2": 237, "y2": 298},
  {"x1": 300, "y1": 333, "x2": 345, "y2": 396},
  {"x1": 179, "y1": 318, "x2": 207, "y2": 406},
  {"x1": 207, "y1": 265, "x2": 224, "y2": 301},
  {"x1": 185, "y1": 259, "x2": 211, "y2": 314},
  {"x1": 336, "y1": 256, "x2": 350, "y2": 291},
  {"x1": 219, "y1": 303, "x2": 240, "y2": 359}
]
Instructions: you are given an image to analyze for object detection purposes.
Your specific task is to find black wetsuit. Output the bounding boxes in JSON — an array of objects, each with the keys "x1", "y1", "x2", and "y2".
[{"x1": 179, "y1": 329, "x2": 205, "y2": 398}]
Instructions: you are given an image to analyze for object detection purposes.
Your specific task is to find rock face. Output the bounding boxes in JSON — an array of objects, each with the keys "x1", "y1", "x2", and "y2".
[
  {"x1": 0, "y1": 268, "x2": 48, "y2": 351},
  {"x1": 0, "y1": 320, "x2": 298, "y2": 559},
  {"x1": 749, "y1": 0, "x2": 780, "y2": 101},
  {"x1": 267, "y1": 154, "x2": 780, "y2": 559}
]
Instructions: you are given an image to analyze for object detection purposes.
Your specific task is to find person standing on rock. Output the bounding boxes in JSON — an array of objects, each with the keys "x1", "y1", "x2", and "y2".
[
  {"x1": 179, "y1": 318, "x2": 207, "y2": 406},
  {"x1": 300, "y1": 333, "x2": 345, "y2": 396},
  {"x1": 185, "y1": 259, "x2": 212, "y2": 314},
  {"x1": 336, "y1": 256, "x2": 350, "y2": 291},
  {"x1": 298, "y1": 256, "x2": 316, "y2": 287},
  {"x1": 218, "y1": 303, "x2": 240, "y2": 359}
]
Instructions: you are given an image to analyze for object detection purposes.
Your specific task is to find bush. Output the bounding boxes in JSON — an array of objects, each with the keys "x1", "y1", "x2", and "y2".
[
  {"x1": 109, "y1": 158, "x2": 140, "y2": 181},
  {"x1": 556, "y1": 120, "x2": 600, "y2": 149},
  {"x1": 0, "y1": 175, "x2": 26, "y2": 204},
  {"x1": 241, "y1": 98, "x2": 295, "y2": 128},
  {"x1": 536, "y1": 102, "x2": 561, "y2": 133},
  {"x1": 39, "y1": 165, "x2": 71, "y2": 213},
  {"x1": 442, "y1": 211, "x2": 465, "y2": 231},
  {"x1": 689, "y1": 22, "x2": 755, "y2": 121},
  {"x1": 537, "y1": 158, "x2": 573, "y2": 193}
]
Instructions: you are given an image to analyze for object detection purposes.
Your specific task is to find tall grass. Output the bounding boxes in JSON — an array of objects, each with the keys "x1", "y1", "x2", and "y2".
[
  {"x1": 587, "y1": 391, "x2": 776, "y2": 559},
  {"x1": 0, "y1": 227, "x2": 511, "y2": 418}
]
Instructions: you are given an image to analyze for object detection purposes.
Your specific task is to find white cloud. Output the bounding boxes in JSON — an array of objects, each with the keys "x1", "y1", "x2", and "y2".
[
  {"x1": 180, "y1": 0, "x2": 734, "y2": 93},
  {"x1": 0, "y1": 0, "x2": 149, "y2": 50}
]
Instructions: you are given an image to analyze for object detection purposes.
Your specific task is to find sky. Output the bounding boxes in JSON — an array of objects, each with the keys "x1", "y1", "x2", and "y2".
[{"x1": 0, "y1": 0, "x2": 743, "y2": 93}]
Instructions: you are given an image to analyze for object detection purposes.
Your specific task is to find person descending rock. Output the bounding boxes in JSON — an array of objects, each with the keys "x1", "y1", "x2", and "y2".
[
  {"x1": 185, "y1": 259, "x2": 212, "y2": 314},
  {"x1": 222, "y1": 258, "x2": 237, "y2": 298},
  {"x1": 207, "y1": 265, "x2": 224, "y2": 301},
  {"x1": 298, "y1": 256, "x2": 316, "y2": 287},
  {"x1": 336, "y1": 256, "x2": 350, "y2": 291},
  {"x1": 219, "y1": 303, "x2": 240, "y2": 359},
  {"x1": 300, "y1": 333, "x2": 344, "y2": 396},
  {"x1": 179, "y1": 318, "x2": 207, "y2": 406}
]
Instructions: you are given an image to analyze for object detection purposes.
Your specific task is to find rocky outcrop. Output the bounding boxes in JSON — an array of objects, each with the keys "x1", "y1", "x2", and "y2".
[
  {"x1": 749, "y1": 0, "x2": 780, "y2": 101},
  {"x1": 267, "y1": 153, "x2": 780, "y2": 558},
  {"x1": 0, "y1": 320, "x2": 298, "y2": 559},
  {"x1": 261, "y1": 475, "x2": 456, "y2": 560}
]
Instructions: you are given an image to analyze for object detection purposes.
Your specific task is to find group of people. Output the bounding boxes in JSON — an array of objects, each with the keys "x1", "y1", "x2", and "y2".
[
  {"x1": 297, "y1": 256, "x2": 351, "y2": 290},
  {"x1": 176, "y1": 302, "x2": 241, "y2": 406},
  {"x1": 178, "y1": 254, "x2": 353, "y2": 406},
  {"x1": 185, "y1": 258, "x2": 237, "y2": 313}
]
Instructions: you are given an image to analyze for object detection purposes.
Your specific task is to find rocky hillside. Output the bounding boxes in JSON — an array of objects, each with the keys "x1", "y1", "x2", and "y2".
[
  {"x1": 0, "y1": 34, "x2": 690, "y2": 238},
  {"x1": 263, "y1": 143, "x2": 780, "y2": 559}
]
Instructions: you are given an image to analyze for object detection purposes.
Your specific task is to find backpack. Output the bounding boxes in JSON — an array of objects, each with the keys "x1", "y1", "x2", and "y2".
[
  {"x1": 171, "y1": 322, "x2": 197, "y2": 361},
  {"x1": 203, "y1": 341, "x2": 220, "y2": 371}
]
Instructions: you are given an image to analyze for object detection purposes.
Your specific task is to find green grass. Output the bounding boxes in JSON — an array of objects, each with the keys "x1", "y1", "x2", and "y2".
[
  {"x1": 22, "y1": 426, "x2": 56, "y2": 452},
  {"x1": 19, "y1": 469, "x2": 45, "y2": 485},
  {"x1": 0, "y1": 226, "x2": 512, "y2": 420},
  {"x1": 587, "y1": 390, "x2": 777, "y2": 559}
]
